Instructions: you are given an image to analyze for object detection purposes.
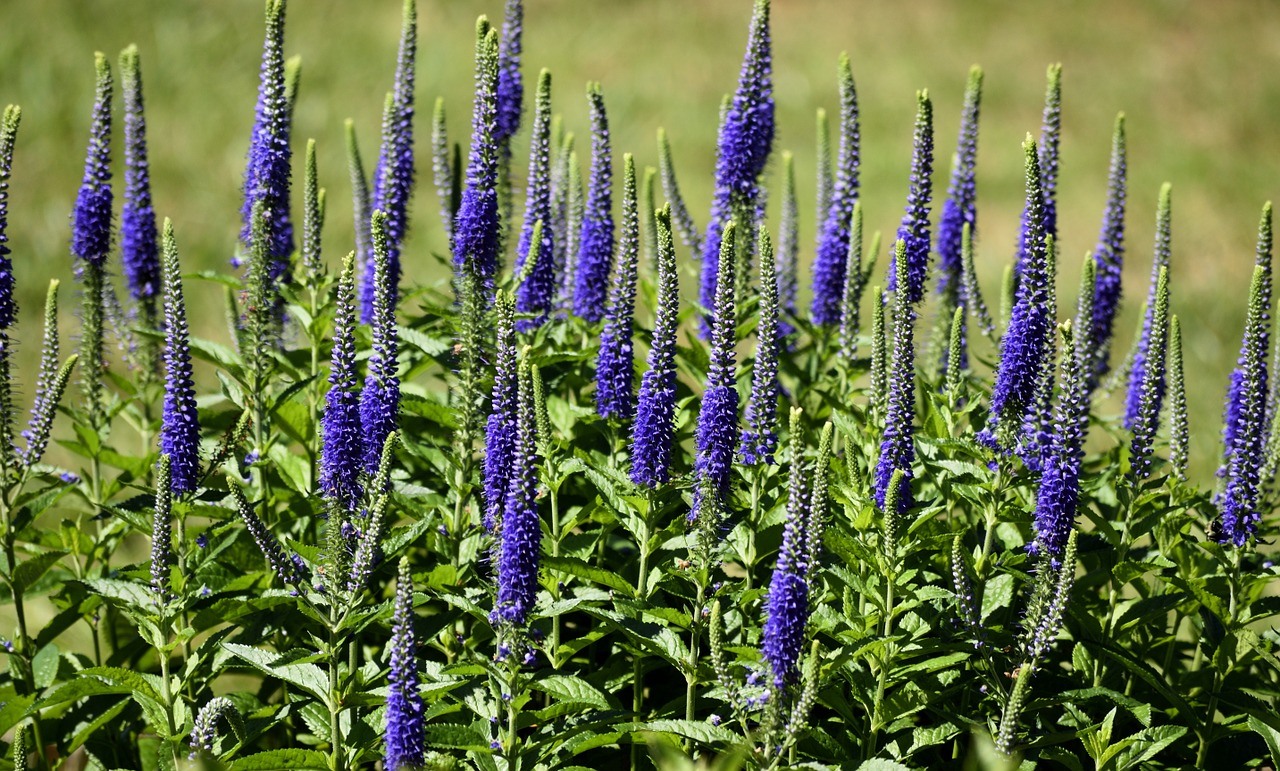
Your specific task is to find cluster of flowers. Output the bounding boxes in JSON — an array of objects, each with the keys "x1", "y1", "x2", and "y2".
[{"x1": 1, "y1": 0, "x2": 1275, "y2": 766}]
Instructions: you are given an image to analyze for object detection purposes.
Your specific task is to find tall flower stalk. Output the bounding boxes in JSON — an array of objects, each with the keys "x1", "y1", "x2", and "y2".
[
  {"x1": 631, "y1": 206, "x2": 681, "y2": 488},
  {"x1": 515, "y1": 70, "x2": 555, "y2": 330},
  {"x1": 981, "y1": 136, "x2": 1052, "y2": 454},
  {"x1": 1123, "y1": 183, "x2": 1173, "y2": 430},
  {"x1": 158, "y1": 221, "x2": 201, "y2": 495},
  {"x1": 810, "y1": 53, "x2": 859, "y2": 325},
  {"x1": 874, "y1": 241, "x2": 916, "y2": 513},
  {"x1": 320, "y1": 253, "x2": 363, "y2": 511},
  {"x1": 453, "y1": 18, "x2": 501, "y2": 287},
  {"x1": 887, "y1": 90, "x2": 934, "y2": 305},
  {"x1": 384, "y1": 558, "x2": 424, "y2": 771},
  {"x1": 596, "y1": 155, "x2": 640, "y2": 421},
  {"x1": 572, "y1": 83, "x2": 614, "y2": 322},
  {"x1": 239, "y1": 0, "x2": 295, "y2": 295},
  {"x1": 360, "y1": 212, "x2": 400, "y2": 474},
  {"x1": 741, "y1": 230, "x2": 781, "y2": 465},
  {"x1": 484, "y1": 293, "x2": 518, "y2": 531},
  {"x1": 935, "y1": 66, "x2": 982, "y2": 373},
  {"x1": 1030, "y1": 259, "x2": 1096, "y2": 559},
  {"x1": 700, "y1": 0, "x2": 774, "y2": 332},
  {"x1": 119, "y1": 45, "x2": 160, "y2": 332},
  {"x1": 361, "y1": 0, "x2": 417, "y2": 321},
  {"x1": 1090, "y1": 113, "x2": 1127, "y2": 380},
  {"x1": 73, "y1": 53, "x2": 114, "y2": 428},
  {"x1": 692, "y1": 224, "x2": 740, "y2": 527}
]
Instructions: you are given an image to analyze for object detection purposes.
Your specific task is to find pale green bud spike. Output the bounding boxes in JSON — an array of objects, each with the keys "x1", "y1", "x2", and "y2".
[
  {"x1": 515, "y1": 220, "x2": 542, "y2": 287},
  {"x1": 284, "y1": 55, "x2": 302, "y2": 120},
  {"x1": 1168, "y1": 315, "x2": 1189, "y2": 481},
  {"x1": 641, "y1": 165, "x2": 659, "y2": 273},
  {"x1": 657, "y1": 127, "x2": 701, "y2": 254},
  {"x1": 960, "y1": 222, "x2": 996, "y2": 340},
  {"x1": 870, "y1": 286, "x2": 887, "y2": 411},
  {"x1": 945, "y1": 306, "x2": 965, "y2": 397},
  {"x1": 815, "y1": 106, "x2": 832, "y2": 219},
  {"x1": 999, "y1": 263, "x2": 1016, "y2": 330},
  {"x1": 838, "y1": 201, "x2": 865, "y2": 356},
  {"x1": 344, "y1": 118, "x2": 372, "y2": 263}
]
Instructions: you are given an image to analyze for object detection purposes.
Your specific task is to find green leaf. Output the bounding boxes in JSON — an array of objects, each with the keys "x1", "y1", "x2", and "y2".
[
  {"x1": 10, "y1": 550, "x2": 67, "y2": 593},
  {"x1": 1248, "y1": 715, "x2": 1280, "y2": 767},
  {"x1": 423, "y1": 723, "x2": 491, "y2": 750},
  {"x1": 228, "y1": 749, "x2": 330, "y2": 770},
  {"x1": 980, "y1": 572, "x2": 1014, "y2": 621},
  {"x1": 543, "y1": 554, "x2": 633, "y2": 595},
  {"x1": 1103, "y1": 724, "x2": 1187, "y2": 770},
  {"x1": 32, "y1": 643, "x2": 59, "y2": 689},
  {"x1": 635, "y1": 719, "x2": 737, "y2": 746},
  {"x1": 85, "y1": 577, "x2": 156, "y2": 610},
  {"x1": 223, "y1": 643, "x2": 331, "y2": 707},
  {"x1": 855, "y1": 761, "x2": 913, "y2": 771},
  {"x1": 529, "y1": 675, "x2": 616, "y2": 711}
]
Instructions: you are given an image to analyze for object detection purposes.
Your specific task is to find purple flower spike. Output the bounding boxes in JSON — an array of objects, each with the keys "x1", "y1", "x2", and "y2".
[
  {"x1": 239, "y1": 0, "x2": 294, "y2": 277},
  {"x1": 572, "y1": 83, "x2": 614, "y2": 322},
  {"x1": 119, "y1": 46, "x2": 160, "y2": 315},
  {"x1": 494, "y1": 0, "x2": 523, "y2": 145},
  {"x1": 1090, "y1": 114, "x2": 1127, "y2": 381},
  {"x1": 453, "y1": 19, "x2": 501, "y2": 284},
  {"x1": 1014, "y1": 65, "x2": 1062, "y2": 279},
  {"x1": 874, "y1": 243, "x2": 916, "y2": 514},
  {"x1": 886, "y1": 90, "x2": 934, "y2": 305},
  {"x1": 320, "y1": 253, "x2": 364, "y2": 510},
  {"x1": 493, "y1": 358, "x2": 541, "y2": 626},
  {"x1": 1217, "y1": 262, "x2": 1270, "y2": 547},
  {"x1": 701, "y1": 0, "x2": 775, "y2": 332},
  {"x1": 1031, "y1": 263, "x2": 1095, "y2": 560},
  {"x1": 515, "y1": 70, "x2": 555, "y2": 330},
  {"x1": 484, "y1": 293, "x2": 518, "y2": 532},
  {"x1": 361, "y1": 0, "x2": 417, "y2": 322},
  {"x1": 810, "y1": 53, "x2": 859, "y2": 326},
  {"x1": 385, "y1": 558, "x2": 425, "y2": 771},
  {"x1": 981, "y1": 137, "x2": 1053, "y2": 453},
  {"x1": 596, "y1": 155, "x2": 640, "y2": 421},
  {"x1": 72, "y1": 53, "x2": 114, "y2": 270},
  {"x1": 360, "y1": 212, "x2": 401, "y2": 474},
  {"x1": 1123, "y1": 184, "x2": 1172, "y2": 430},
  {"x1": 741, "y1": 230, "x2": 781, "y2": 465},
  {"x1": 631, "y1": 207, "x2": 681, "y2": 488},
  {"x1": 0, "y1": 105, "x2": 20, "y2": 329},
  {"x1": 158, "y1": 222, "x2": 201, "y2": 494},
  {"x1": 936, "y1": 67, "x2": 982, "y2": 373},
  {"x1": 692, "y1": 224, "x2": 740, "y2": 524},
  {"x1": 762, "y1": 422, "x2": 831, "y2": 690}
]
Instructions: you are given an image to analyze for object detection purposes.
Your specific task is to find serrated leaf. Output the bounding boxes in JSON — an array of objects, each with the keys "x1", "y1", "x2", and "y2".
[
  {"x1": 11, "y1": 550, "x2": 67, "y2": 593},
  {"x1": 635, "y1": 719, "x2": 737, "y2": 746},
  {"x1": 228, "y1": 749, "x2": 329, "y2": 770},
  {"x1": 980, "y1": 572, "x2": 1014, "y2": 621},
  {"x1": 32, "y1": 643, "x2": 59, "y2": 689},
  {"x1": 529, "y1": 675, "x2": 615, "y2": 711},
  {"x1": 855, "y1": 761, "x2": 913, "y2": 771},
  {"x1": 1249, "y1": 715, "x2": 1280, "y2": 767},
  {"x1": 423, "y1": 723, "x2": 491, "y2": 750},
  {"x1": 543, "y1": 554, "x2": 632, "y2": 595},
  {"x1": 223, "y1": 643, "x2": 331, "y2": 707},
  {"x1": 85, "y1": 577, "x2": 156, "y2": 610}
]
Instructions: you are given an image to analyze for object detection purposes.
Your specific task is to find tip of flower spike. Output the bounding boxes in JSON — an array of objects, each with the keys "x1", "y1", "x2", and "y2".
[
  {"x1": 119, "y1": 43, "x2": 139, "y2": 75},
  {"x1": 94, "y1": 51, "x2": 110, "y2": 79},
  {"x1": 476, "y1": 15, "x2": 491, "y2": 40}
]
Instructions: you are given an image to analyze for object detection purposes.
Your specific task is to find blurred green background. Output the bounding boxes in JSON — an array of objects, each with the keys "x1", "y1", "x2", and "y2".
[{"x1": 3, "y1": 0, "x2": 1280, "y2": 482}]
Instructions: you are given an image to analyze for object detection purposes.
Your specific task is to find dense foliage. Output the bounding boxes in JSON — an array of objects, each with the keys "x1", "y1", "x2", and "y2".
[{"x1": 0, "y1": 1, "x2": 1277, "y2": 769}]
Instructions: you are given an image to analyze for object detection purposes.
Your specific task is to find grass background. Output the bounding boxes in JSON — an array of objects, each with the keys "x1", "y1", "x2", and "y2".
[{"x1": 3, "y1": 0, "x2": 1280, "y2": 482}]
